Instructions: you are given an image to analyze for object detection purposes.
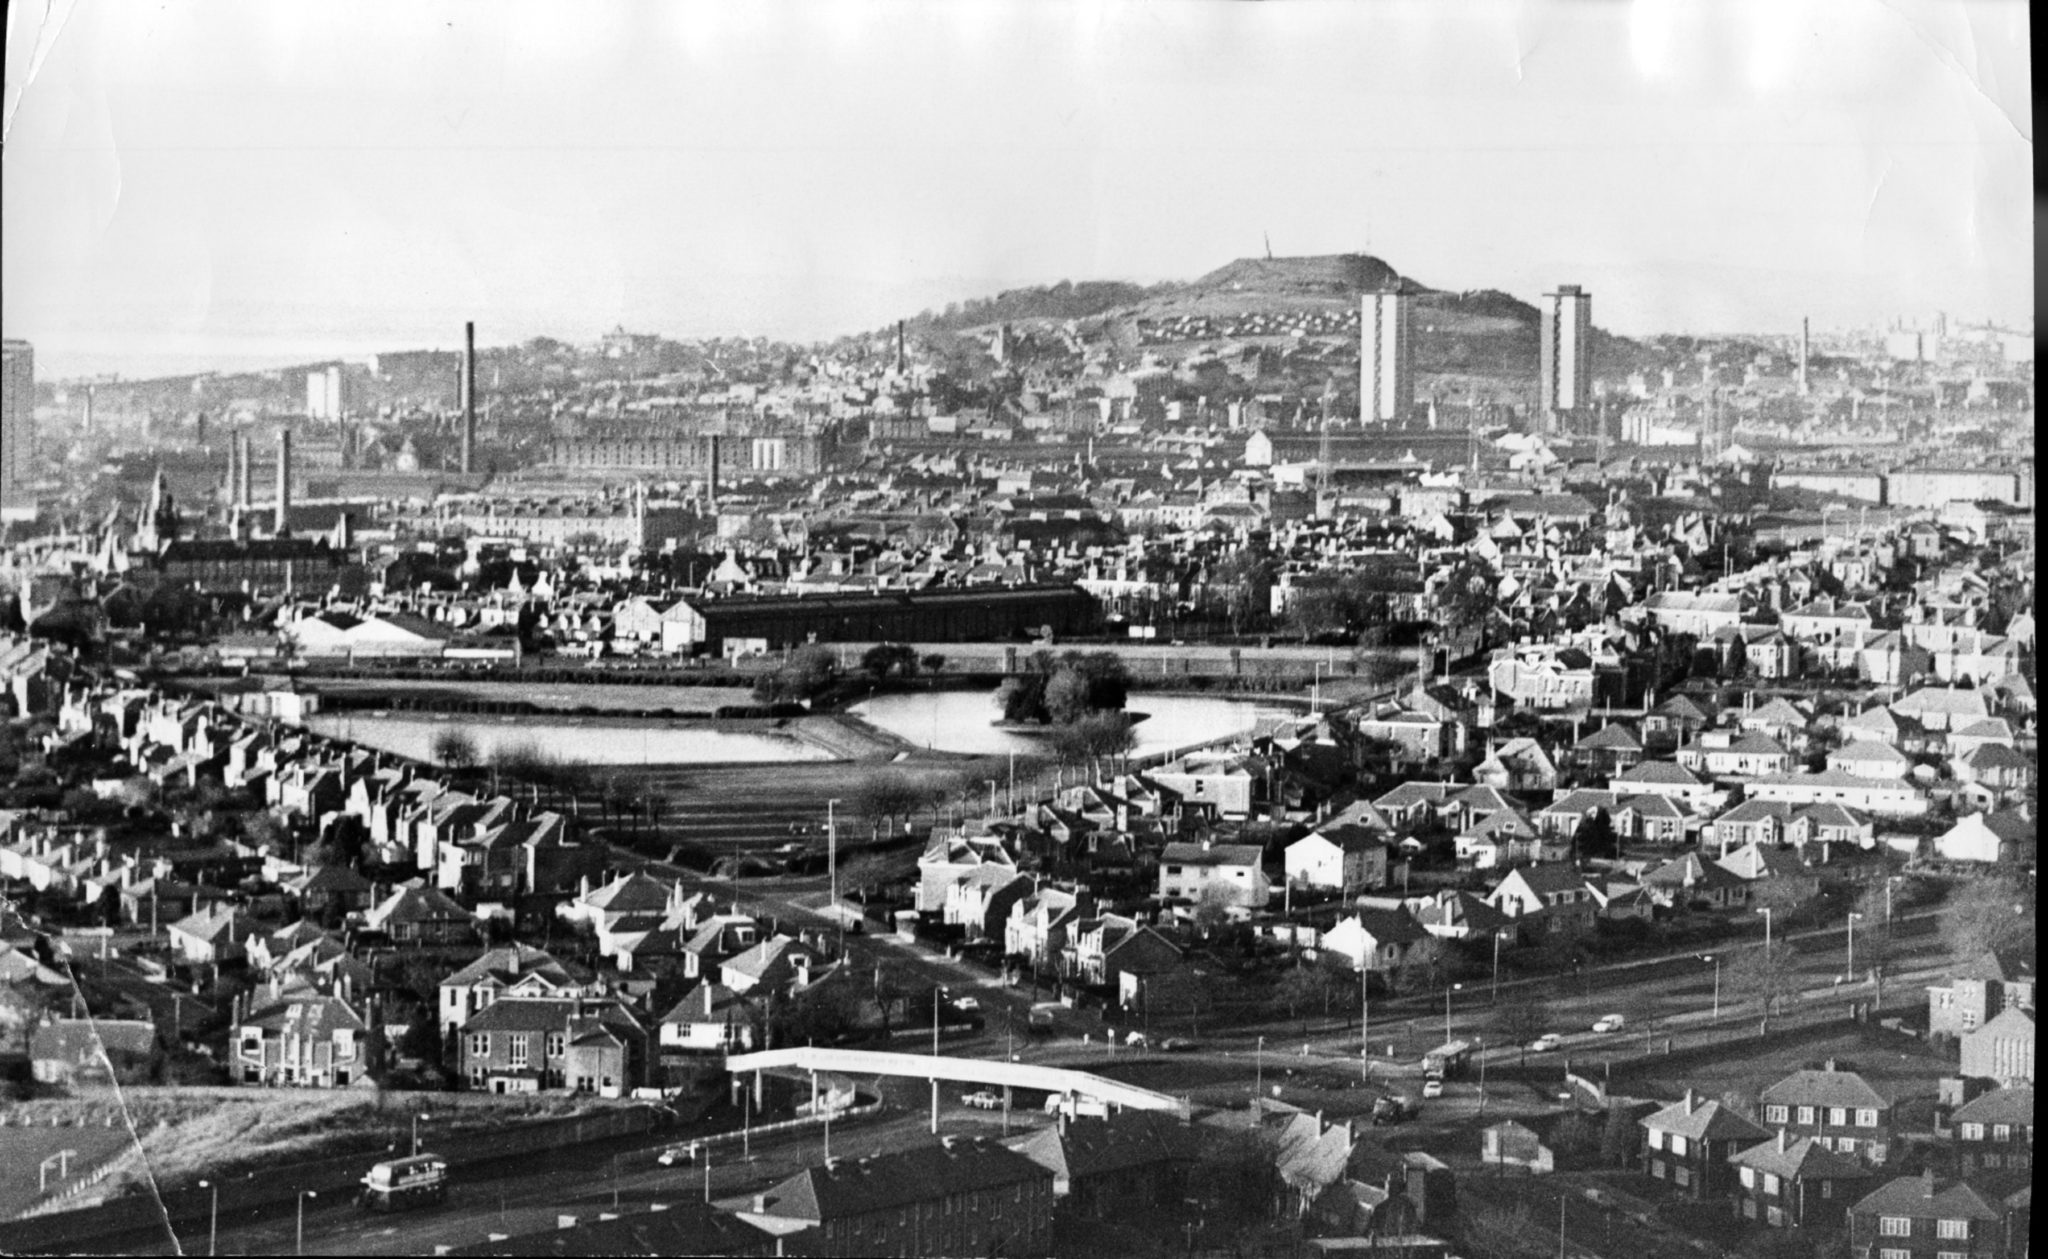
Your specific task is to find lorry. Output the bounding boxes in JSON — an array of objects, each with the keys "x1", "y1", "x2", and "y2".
[{"x1": 358, "y1": 1154, "x2": 448, "y2": 1211}]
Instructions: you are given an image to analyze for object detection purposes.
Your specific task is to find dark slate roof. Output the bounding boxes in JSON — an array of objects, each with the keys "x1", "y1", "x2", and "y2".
[
  {"x1": 1640, "y1": 1094, "x2": 1770, "y2": 1143},
  {"x1": 1759, "y1": 1067, "x2": 1889, "y2": 1110},
  {"x1": 1008, "y1": 1111, "x2": 1200, "y2": 1182},
  {"x1": 1949, "y1": 1086, "x2": 2033, "y2": 1128},
  {"x1": 756, "y1": 1136, "x2": 1050, "y2": 1222},
  {"x1": 1727, "y1": 1132, "x2": 1871, "y2": 1181},
  {"x1": 444, "y1": 1202, "x2": 775, "y2": 1256},
  {"x1": 1851, "y1": 1174, "x2": 2006, "y2": 1222}
]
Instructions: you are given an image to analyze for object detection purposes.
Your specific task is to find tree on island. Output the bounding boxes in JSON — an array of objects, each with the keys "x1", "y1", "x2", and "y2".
[
  {"x1": 859, "y1": 643, "x2": 920, "y2": 683},
  {"x1": 431, "y1": 728, "x2": 480, "y2": 769},
  {"x1": 754, "y1": 645, "x2": 840, "y2": 704}
]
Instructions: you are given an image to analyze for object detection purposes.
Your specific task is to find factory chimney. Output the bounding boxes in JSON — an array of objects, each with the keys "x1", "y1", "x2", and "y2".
[
  {"x1": 1797, "y1": 318, "x2": 1810, "y2": 395},
  {"x1": 461, "y1": 321, "x2": 477, "y2": 475},
  {"x1": 896, "y1": 321, "x2": 906, "y2": 375},
  {"x1": 274, "y1": 429, "x2": 293, "y2": 535},
  {"x1": 236, "y1": 433, "x2": 254, "y2": 508}
]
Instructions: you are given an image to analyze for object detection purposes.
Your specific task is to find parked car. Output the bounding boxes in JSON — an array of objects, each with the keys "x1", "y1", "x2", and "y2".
[
  {"x1": 1528, "y1": 1034, "x2": 1562, "y2": 1053},
  {"x1": 1591, "y1": 1014, "x2": 1626, "y2": 1033},
  {"x1": 1161, "y1": 1038, "x2": 1199, "y2": 1053},
  {"x1": 953, "y1": 996, "x2": 980, "y2": 1013},
  {"x1": 960, "y1": 1090, "x2": 1002, "y2": 1110},
  {"x1": 1421, "y1": 1076, "x2": 1444, "y2": 1099},
  {"x1": 656, "y1": 1143, "x2": 700, "y2": 1167}
]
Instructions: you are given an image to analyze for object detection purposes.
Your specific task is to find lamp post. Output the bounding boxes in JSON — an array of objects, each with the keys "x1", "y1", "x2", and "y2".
[
  {"x1": 1255, "y1": 1035, "x2": 1265, "y2": 1099},
  {"x1": 1701, "y1": 954, "x2": 1721, "y2": 1020},
  {"x1": 933, "y1": 986, "x2": 946, "y2": 1056},
  {"x1": 296, "y1": 1189, "x2": 317, "y2": 1257},
  {"x1": 412, "y1": 1113, "x2": 430, "y2": 1157},
  {"x1": 1490, "y1": 930, "x2": 1503, "y2": 1002},
  {"x1": 985, "y1": 779, "x2": 998, "y2": 820},
  {"x1": 1758, "y1": 906, "x2": 1774, "y2": 957},
  {"x1": 826, "y1": 797, "x2": 841, "y2": 919},
  {"x1": 1312, "y1": 661, "x2": 1328, "y2": 714},
  {"x1": 1846, "y1": 912, "x2": 1862, "y2": 984},
  {"x1": 1445, "y1": 982, "x2": 1462, "y2": 1045},
  {"x1": 1360, "y1": 960, "x2": 1372, "y2": 1079},
  {"x1": 198, "y1": 1180, "x2": 218, "y2": 1257}
]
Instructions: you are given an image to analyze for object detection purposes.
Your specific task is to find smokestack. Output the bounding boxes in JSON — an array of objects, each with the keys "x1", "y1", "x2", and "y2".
[
  {"x1": 1798, "y1": 318, "x2": 1810, "y2": 395},
  {"x1": 706, "y1": 435, "x2": 721, "y2": 507},
  {"x1": 461, "y1": 321, "x2": 476, "y2": 475},
  {"x1": 274, "y1": 429, "x2": 292, "y2": 535},
  {"x1": 896, "y1": 321, "x2": 906, "y2": 374},
  {"x1": 236, "y1": 433, "x2": 253, "y2": 508}
]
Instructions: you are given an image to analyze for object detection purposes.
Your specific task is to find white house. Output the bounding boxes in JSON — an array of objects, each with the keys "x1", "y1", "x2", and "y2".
[
  {"x1": 1158, "y1": 840, "x2": 1270, "y2": 908},
  {"x1": 1318, "y1": 906, "x2": 1430, "y2": 973},
  {"x1": 1284, "y1": 825, "x2": 1388, "y2": 894},
  {"x1": 1934, "y1": 814, "x2": 2007, "y2": 864},
  {"x1": 1745, "y1": 770, "x2": 1929, "y2": 818}
]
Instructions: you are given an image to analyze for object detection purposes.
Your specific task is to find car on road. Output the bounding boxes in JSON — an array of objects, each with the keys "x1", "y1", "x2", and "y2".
[
  {"x1": 1591, "y1": 1014, "x2": 1626, "y2": 1033},
  {"x1": 1160, "y1": 1037, "x2": 1199, "y2": 1052},
  {"x1": 656, "y1": 1143, "x2": 700, "y2": 1167},
  {"x1": 1027, "y1": 1004, "x2": 1059, "y2": 1034},
  {"x1": 961, "y1": 1090, "x2": 1002, "y2": 1110},
  {"x1": 952, "y1": 996, "x2": 980, "y2": 1013},
  {"x1": 1528, "y1": 1033, "x2": 1562, "y2": 1053},
  {"x1": 1421, "y1": 1076, "x2": 1444, "y2": 1099}
]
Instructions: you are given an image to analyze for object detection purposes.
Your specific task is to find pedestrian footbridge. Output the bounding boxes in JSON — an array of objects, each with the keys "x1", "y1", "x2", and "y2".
[{"x1": 723, "y1": 1046, "x2": 1190, "y2": 1119}]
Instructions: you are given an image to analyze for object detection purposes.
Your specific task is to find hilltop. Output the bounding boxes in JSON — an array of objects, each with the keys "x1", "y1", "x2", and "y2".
[{"x1": 897, "y1": 251, "x2": 1656, "y2": 385}]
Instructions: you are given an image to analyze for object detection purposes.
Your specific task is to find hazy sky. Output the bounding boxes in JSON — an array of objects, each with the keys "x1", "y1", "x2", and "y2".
[{"x1": 2, "y1": 0, "x2": 2032, "y2": 380}]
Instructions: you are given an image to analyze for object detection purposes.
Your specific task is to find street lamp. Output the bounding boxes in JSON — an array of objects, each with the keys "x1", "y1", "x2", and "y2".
[
  {"x1": 296, "y1": 1189, "x2": 317, "y2": 1257},
  {"x1": 198, "y1": 1179, "x2": 218, "y2": 1257},
  {"x1": 825, "y1": 798, "x2": 842, "y2": 918},
  {"x1": 985, "y1": 779, "x2": 998, "y2": 820},
  {"x1": 1490, "y1": 930, "x2": 1503, "y2": 1002},
  {"x1": 933, "y1": 986, "x2": 947, "y2": 1056},
  {"x1": 1360, "y1": 960, "x2": 1372, "y2": 1079},
  {"x1": 412, "y1": 1113, "x2": 430, "y2": 1157},
  {"x1": 1445, "y1": 982, "x2": 1463, "y2": 1045},
  {"x1": 1758, "y1": 906, "x2": 1774, "y2": 957},
  {"x1": 1255, "y1": 1035, "x2": 1265, "y2": 1099},
  {"x1": 1700, "y1": 954, "x2": 1720, "y2": 1021},
  {"x1": 1312, "y1": 661, "x2": 1329, "y2": 714}
]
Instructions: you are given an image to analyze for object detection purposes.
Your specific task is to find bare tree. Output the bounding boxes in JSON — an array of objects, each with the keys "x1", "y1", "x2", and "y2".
[{"x1": 430, "y1": 727, "x2": 479, "y2": 769}]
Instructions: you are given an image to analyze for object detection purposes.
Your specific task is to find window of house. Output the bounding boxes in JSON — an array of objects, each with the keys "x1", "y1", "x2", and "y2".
[
  {"x1": 1878, "y1": 1250, "x2": 1910, "y2": 1259},
  {"x1": 1857, "y1": 1108, "x2": 1878, "y2": 1128},
  {"x1": 1936, "y1": 1219, "x2": 1969, "y2": 1241},
  {"x1": 1673, "y1": 1166, "x2": 1690, "y2": 1187},
  {"x1": 1991, "y1": 1124, "x2": 2011, "y2": 1143},
  {"x1": 1763, "y1": 1174, "x2": 1780, "y2": 1195},
  {"x1": 1669, "y1": 1135, "x2": 1688, "y2": 1157},
  {"x1": 468, "y1": 1033, "x2": 490, "y2": 1058},
  {"x1": 1740, "y1": 1167, "x2": 1755, "y2": 1188},
  {"x1": 1961, "y1": 1123, "x2": 1985, "y2": 1141},
  {"x1": 547, "y1": 1033, "x2": 565, "y2": 1057},
  {"x1": 1796, "y1": 1106, "x2": 1815, "y2": 1126},
  {"x1": 1765, "y1": 1206, "x2": 1784, "y2": 1227},
  {"x1": 1878, "y1": 1216, "x2": 1910, "y2": 1237},
  {"x1": 1828, "y1": 1107, "x2": 1847, "y2": 1127},
  {"x1": 1647, "y1": 1129, "x2": 1664, "y2": 1151},
  {"x1": 1765, "y1": 1105, "x2": 1788, "y2": 1124},
  {"x1": 509, "y1": 1035, "x2": 530, "y2": 1068},
  {"x1": 1820, "y1": 1182, "x2": 1832, "y2": 1199}
]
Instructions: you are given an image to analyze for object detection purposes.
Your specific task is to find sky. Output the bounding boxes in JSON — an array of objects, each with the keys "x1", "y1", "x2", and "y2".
[{"x1": 2, "y1": 0, "x2": 2033, "y2": 381}]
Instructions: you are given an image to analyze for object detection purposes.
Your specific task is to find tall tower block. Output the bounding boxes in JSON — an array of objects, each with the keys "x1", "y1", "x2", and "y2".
[
  {"x1": 1538, "y1": 285, "x2": 1594, "y2": 433},
  {"x1": 273, "y1": 430, "x2": 293, "y2": 535},
  {"x1": 1360, "y1": 290, "x2": 1415, "y2": 425},
  {"x1": 460, "y1": 322, "x2": 477, "y2": 475},
  {"x1": 0, "y1": 340, "x2": 34, "y2": 521}
]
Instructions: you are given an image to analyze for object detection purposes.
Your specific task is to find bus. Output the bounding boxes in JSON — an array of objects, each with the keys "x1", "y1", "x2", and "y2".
[{"x1": 358, "y1": 1154, "x2": 448, "y2": 1211}]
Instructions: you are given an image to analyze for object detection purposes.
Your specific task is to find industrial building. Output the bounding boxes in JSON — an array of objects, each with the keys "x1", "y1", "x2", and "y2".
[
  {"x1": 548, "y1": 430, "x2": 831, "y2": 479},
  {"x1": 663, "y1": 584, "x2": 1099, "y2": 655}
]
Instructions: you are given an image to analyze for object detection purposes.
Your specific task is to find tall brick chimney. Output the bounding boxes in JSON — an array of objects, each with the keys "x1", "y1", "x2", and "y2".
[
  {"x1": 274, "y1": 429, "x2": 293, "y2": 535},
  {"x1": 461, "y1": 321, "x2": 476, "y2": 475}
]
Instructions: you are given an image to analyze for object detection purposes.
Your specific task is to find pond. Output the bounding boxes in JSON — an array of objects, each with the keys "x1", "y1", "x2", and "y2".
[
  {"x1": 846, "y1": 690, "x2": 1282, "y2": 758},
  {"x1": 301, "y1": 713, "x2": 831, "y2": 765}
]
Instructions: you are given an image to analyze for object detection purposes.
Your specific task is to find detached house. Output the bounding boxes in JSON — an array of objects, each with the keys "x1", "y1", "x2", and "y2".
[
  {"x1": 1728, "y1": 1130, "x2": 1871, "y2": 1229},
  {"x1": 1947, "y1": 1086, "x2": 2033, "y2": 1178},
  {"x1": 1284, "y1": 825, "x2": 1389, "y2": 894},
  {"x1": 1640, "y1": 1090, "x2": 1768, "y2": 1198},
  {"x1": 1485, "y1": 865, "x2": 1599, "y2": 936},
  {"x1": 234, "y1": 985, "x2": 372, "y2": 1088},
  {"x1": 1158, "y1": 840, "x2": 1269, "y2": 908},
  {"x1": 1846, "y1": 1172, "x2": 2027, "y2": 1259},
  {"x1": 1759, "y1": 1062, "x2": 1895, "y2": 1162}
]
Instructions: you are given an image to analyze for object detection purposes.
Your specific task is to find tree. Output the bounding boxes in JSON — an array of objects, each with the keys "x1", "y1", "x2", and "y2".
[
  {"x1": 1044, "y1": 668, "x2": 1094, "y2": 726},
  {"x1": 1462, "y1": 1199, "x2": 1544, "y2": 1259},
  {"x1": 919, "y1": 653, "x2": 947, "y2": 678},
  {"x1": 1273, "y1": 964, "x2": 1334, "y2": 1034},
  {"x1": 1191, "y1": 882, "x2": 1235, "y2": 939},
  {"x1": 1574, "y1": 808, "x2": 1618, "y2": 861},
  {"x1": 430, "y1": 727, "x2": 480, "y2": 769},
  {"x1": 1938, "y1": 875, "x2": 2035, "y2": 965},
  {"x1": 852, "y1": 771, "x2": 925, "y2": 833},
  {"x1": 1726, "y1": 945, "x2": 1804, "y2": 1027},
  {"x1": 1490, "y1": 996, "x2": 1553, "y2": 1065},
  {"x1": 1395, "y1": 936, "x2": 1453, "y2": 996},
  {"x1": 837, "y1": 852, "x2": 896, "y2": 904},
  {"x1": 1599, "y1": 1104, "x2": 1638, "y2": 1169},
  {"x1": 754, "y1": 645, "x2": 840, "y2": 704},
  {"x1": 859, "y1": 643, "x2": 919, "y2": 683}
]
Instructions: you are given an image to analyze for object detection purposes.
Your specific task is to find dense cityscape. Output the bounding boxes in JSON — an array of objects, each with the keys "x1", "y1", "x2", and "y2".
[{"x1": 0, "y1": 4, "x2": 2033, "y2": 1259}]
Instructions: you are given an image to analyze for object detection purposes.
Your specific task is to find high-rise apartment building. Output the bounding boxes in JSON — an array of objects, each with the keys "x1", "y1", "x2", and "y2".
[
  {"x1": 1538, "y1": 285, "x2": 1594, "y2": 431},
  {"x1": 1, "y1": 340, "x2": 36, "y2": 522},
  {"x1": 1359, "y1": 290, "x2": 1415, "y2": 424},
  {"x1": 305, "y1": 365, "x2": 347, "y2": 420}
]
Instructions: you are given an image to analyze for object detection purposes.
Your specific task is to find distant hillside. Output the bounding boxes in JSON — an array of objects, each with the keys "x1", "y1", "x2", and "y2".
[{"x1": 891, "y1": 251, "x2": 1660, "y2": 383}]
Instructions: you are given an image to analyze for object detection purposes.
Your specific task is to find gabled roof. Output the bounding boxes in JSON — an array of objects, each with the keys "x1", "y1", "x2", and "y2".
[
  {"x1": 1851, "y1": 1174, "x2": 2006, "y2": 1222},
  {"x1": 1727, "y1": 1132, "x2": 1871, "y2": 1181},
  {"x1": 1614, "y1": 761, "x2": 1704, "y2": 786},
  {"x1": 1640, "y1": 1094, "x2": 1769, "y2": 1143},
  {"x1": 1575, "y1": 723, "x2": 1644, "y2": 752},
  {"x1": 1007, "y1": 1111, "x2": 1199, "y2": 1183},
  {"x1": 1948, "y1": 1085, "x2": 2033, "y2": 1127},
  {"x1": 755, "y1": 1137, "x2": 1048, "y2": 1222},
  {"x1": 1760, "y1": 1066, "x2": 1889, "y2": 1110}
]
